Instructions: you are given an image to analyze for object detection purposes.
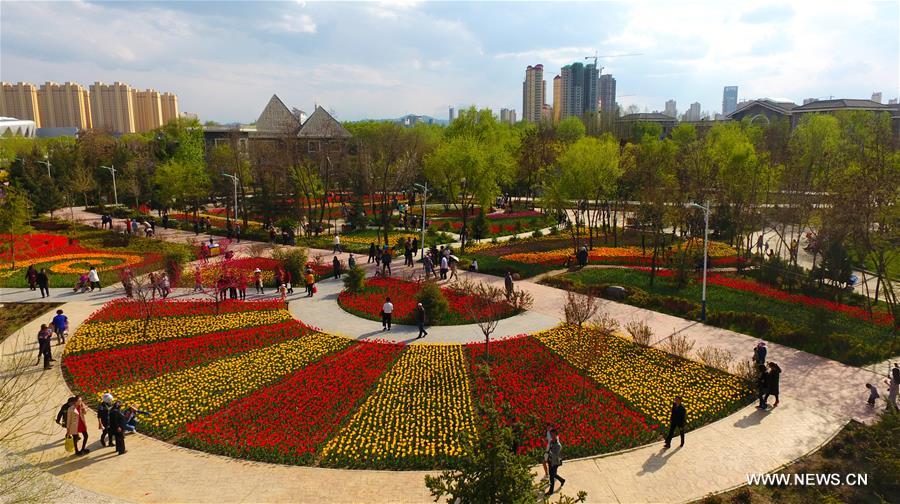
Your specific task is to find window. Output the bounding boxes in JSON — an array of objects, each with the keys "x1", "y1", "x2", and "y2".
[{"x1": 308, "y1": 140, "x2": 320, "y2": 153}]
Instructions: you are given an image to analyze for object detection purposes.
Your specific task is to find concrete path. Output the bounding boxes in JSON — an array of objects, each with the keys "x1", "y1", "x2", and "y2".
[{"x1": 0, "y1": 208, "x2": 888, "y2": 503}]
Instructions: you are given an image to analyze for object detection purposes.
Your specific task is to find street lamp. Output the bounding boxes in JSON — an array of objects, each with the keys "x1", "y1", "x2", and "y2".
[
  {"x1": 413, "y1": 182, "x2": 428, "y2": 259},
  {"x1": 686, "y1": 201, "x2": 710, "y2": 322},
  {"x1": 101, "y1": 165, "x2": 118, "y2": 206},
  {"x1": 222, "y1": 173, "x2": 240, "y2": 223},
  {"x1": 38, "y1": 156, "x2": 51, "y2": 179}
]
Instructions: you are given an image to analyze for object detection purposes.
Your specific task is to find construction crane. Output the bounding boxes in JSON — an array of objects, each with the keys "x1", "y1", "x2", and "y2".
[{"x1": 585, "y1": 52, "x2": 642, "y2": 75}]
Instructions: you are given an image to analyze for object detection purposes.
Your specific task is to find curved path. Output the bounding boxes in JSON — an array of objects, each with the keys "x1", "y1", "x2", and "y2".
[{"x1": 0, "y1": 208, "x2": 888, "y2": 503}]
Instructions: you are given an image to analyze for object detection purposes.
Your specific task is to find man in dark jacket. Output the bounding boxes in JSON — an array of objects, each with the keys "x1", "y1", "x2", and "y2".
[
  {"x1": 664, "y1": 396, "x2": 687, "y2": 448},
  {"x1": 108, "y1": 402, "x2": 127, "y2": 455},
  {"x1": 576, "y1": 246, "x2": 589, "y2": 268},
  {"x1": 333, "y1": 256, "x2": 341, "y2": 279},
  {"x1": 97, "y1": 394, "x2": 115, "y2": 448},
  {"x1": 545, "y1": 429, "x2": 565, "y2": 496},
  {"x1": 416, "y1": 302, "x2": 427, "y2": 339},
  {"x1": 36, "y1": 269, "x2": 50, "y2": 298},
  {"x1": 756, "y1": 365, "x2": 769, "y2": 409}
]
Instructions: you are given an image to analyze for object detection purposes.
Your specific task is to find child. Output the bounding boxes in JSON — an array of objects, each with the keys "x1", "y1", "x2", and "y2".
[{"x1": 865, "y1": 383, "x2": 880, "y2": 408}]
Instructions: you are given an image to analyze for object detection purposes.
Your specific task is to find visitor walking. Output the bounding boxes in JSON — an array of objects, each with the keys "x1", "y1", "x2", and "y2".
[
  {"x1": 752, "y1": 341, "x2": 767, "y2": 366},
  {"x1": 109, "y1": 401, "x2": 126, "y2": 455},
  {"x1": 577, "y1": 246, "x2": 588, "y2": 268},
  {"x1": 448, "y1": 255, "x2": 459, "y2": 281},
  {"x1": 37, "y1": 268, "x2": 50, "y2": 298},
  {"x1": 238, "y1": 273, "x2": 248, "y2": 300},
  {"x1": 886, "y1": 363, "x2": 899, "y2": 411},
  {"x1": 333, "y1": 256, "x2": 341, "y2": 279},
  {"x1": 381, "y1": 248, "x2": 392, "y2": 277},
  {"x1": 254, "y1": 268, "x2": 264, "y2": 294},
  {"x1": 285, "y1": 269, "x2": 293, "y2": 294},
  {"x1": 411, "y1": 237, "x2": 419, "y2": 256},
  {"x1": 52, "y1": 309, "x2": 68, "y2": 344},
  {"x1": 66, "y1": 396, "x2": 90, "y2": 456},
  {"x1": 756, "y1": 365, "x2": 769, "y2": 409},
  {"x1": 26, "y1": 265, "x2": 37, "y2": 291},
  {"x1": 348, "y1": 253, "x2": 356, "y2": 270},
  {"x1": 381, "y1": 297, "x2": 394, "y2": 331},
  {"x1": 87, "y1": 266, "x2": 101, "y2": 292},
  {"x1": 36, "y1": 324, "x2": 54, "y2": 369},
  {"x1": 664, "y1": 396, "x2": 687, "y2": 448},
  {"x1": 865, "y1": 383, "x2": 880, "y2": 408},
  {"x1": 405, "y1": 243, "x2": 414, "y2": 267},
  {"x1": 423, "y1": 253, "x2": 434, "y2": 278},
  {"x1": 416, "y1": 302, "x2": 427, "y2": 339},
  {"x1": 122, "y1": 268, "x2": 134, "y2": 298},
  {"x1": 765, "y1": 362, "x2": 781, "y2": 408},
  {"x1": 305, "y1": 268, "x2": 316, "y2": 297},
  {"x1": 439, "y1": 255, "x2": 448, "y2": 280},
  {"x1": 333, "y1": 233, "x2": 341, "y2": 253},
  {"x1": 98, "y1": 393, "x2": 115, "y2": 448},
  {"x1": 368, "y1": 242, "x2": 377, "y2": 264},
  {"x1": 545, "y1": 429, "x2": 565, "y2": 496},
  {"x1": 504, "y1": 271, "x2": 514, "y2": 301}
]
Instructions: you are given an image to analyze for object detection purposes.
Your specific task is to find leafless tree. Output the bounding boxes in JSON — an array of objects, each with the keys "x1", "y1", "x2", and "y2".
[{"x1": 454, "y1": 278, "x2": 532, "y2": 360}]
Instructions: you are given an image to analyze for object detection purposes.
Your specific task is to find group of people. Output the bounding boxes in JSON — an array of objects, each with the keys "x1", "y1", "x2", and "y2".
[
  {"x1": 71, "y1": 266, "x2": 102, "y2": 293},
  {"x1": 25, "y1": 265, "x2": 50, "y2": 298},
  {"x1": 866, "y1": 363, "x2": 900, "y2": 411},
  {"x1": 752, "y1": 342, "x2": 782, "y2": 409},
  {"x1": 56, "y1": 393, "x2": 149, "y2": 457},
  {"x1": 35, "y1": 309, "x2": 68, "y2": 370}
]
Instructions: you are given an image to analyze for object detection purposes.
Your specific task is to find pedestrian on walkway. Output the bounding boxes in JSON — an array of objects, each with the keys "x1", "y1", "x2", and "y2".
[
  {"x1": 448, "y1": 255, "x2": 459, "y2": 281},
  {"x1": 375, "y1": 246, "x2": 383, "y2": 267},
  {"x1": 285, "y1": 269, "x2": 293, "y2": 294},
  {"x1": 381, "y1": 297, "x2": 393, "y2": 331},
  {"x1": 752, "y1": 341, "x2": 767, "y2": 366},
  {"x1": 416, "y1": 302, "x2": 427, "y2": 338},
  {"x1": 36, "y1": 324, "x2": 54, "y2": 369},
  {"x1": 109, "y1": 401, "x2": 126, "y2": 455},
  {"x1": 159, "y1": 272, "x2": 171, "y2": 298},
  {"x1": 66, "y1": 396, "x2": 90, "y2": 456},
  {"x1": 885, "y1": 363, "x2": 899, "y2": 411},
  {"x1": 545, "y1": 429, "x2": 565, "y2": 496},
  {"x1": 52, "y1": 309, "x2": 68, "y2": 344},
  {"x1": 756, "y1": 365, "x2": 769, "y2": 409},
  {"x1": 439, "y1": 255, "x2": 448, "y2": 280},
  {"x1": 765, "y1": 362, "x2": 781, "y2": 408},
  {"x1": 122, "y1": 268, "x2": 134, "y2": 298},
  {"x1": 193, "y1": 266, "x2": 203, "y2": 292},
  {"x1": 368, "y1": 242, "x2": 377, "y2": 263},
  {"x1": 37, "y1": 268, "x2": 50, "y2": 298},
  {"x1": 238, "y1": 272, "x2": 248, "y2": 300},
  {"x1": 333, "y1": 256, "x2": 342, "y2": 279},
  {"x1": 87, "y1": 266, "x2": 101, "y2": 291},
  {"x1": 663, "y1": 396, "x2": 687, "y2": 448},
  {"x1": 26, "y1": 265, "x2": 38, "y2": 291},
  {"x1": 235, "y1": 223, "x2": 241, "y2": 243},
  {"x1": 348, "y1": 253, "x2": 356, "y2": 270},
  {"x1": 577, "y1": 246, "x2": 588, "y2": 268},
  {"x1": 423, "y1": 254, "x2": 434, "y2": 278},
  {"x1": 411, "y1": 237, "x2": 419, "y2": 256},
  {"x1": 305, "y1": 269, "x2": 316, "y2": 297},
  {"x1": 865, "y1": 383, "x2": 880, "y2": 408},
  {"x1": 98, "y1": 393, "x2": 115, "y2": 448},
  {"x1": 405, "y1": 243, "x2": 414, "y2": 267},
  {"x1": 254, "y1": 268, "x2": 264, "y2": 294},
  {"x1": 381, "y1": 248, "x2": 392, "y2": 277},
  {"x1": 333, "y1": 233, "x2": 341, "y2": 253},
  {"x1": 504, "y1": 271, "x2": 514, "y2": 301}
]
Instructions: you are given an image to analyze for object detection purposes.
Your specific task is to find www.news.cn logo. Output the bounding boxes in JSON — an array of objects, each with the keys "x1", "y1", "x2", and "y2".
[{"x1": 747, "y1": 473, "x2": 869, "y2": 486}]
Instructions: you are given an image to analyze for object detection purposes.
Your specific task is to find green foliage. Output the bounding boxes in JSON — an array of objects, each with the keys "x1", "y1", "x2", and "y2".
[
  {"x1": 472, "y1": 209, "x2": 487, "y2": 240},
  {"x1": 556, "y1": 116, "x2": 586, "y2": 144},
  {"x1": 272, "y1": 246, "x2": 308, "y2": 283},
  {"x1": 0, "y1": 186, "x2": 32, "y2": 268},
  {"x1": 342, "y1": 265, "x2": 366, "y2": 293},
  {"x1": 415, "y1": 280, "x2": 450, "y2": 322},
  {"x1": 153, "y1": 159, "x2": 211, "y2": 211},
  {"x1": 163, "y1": 249, "x2": 192, "y2": 284}
]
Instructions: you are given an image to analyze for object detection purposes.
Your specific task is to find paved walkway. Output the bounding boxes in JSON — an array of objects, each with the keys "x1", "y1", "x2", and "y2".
[{"x1": 0, "y1": 208, "x2": 889, "y2": 503}]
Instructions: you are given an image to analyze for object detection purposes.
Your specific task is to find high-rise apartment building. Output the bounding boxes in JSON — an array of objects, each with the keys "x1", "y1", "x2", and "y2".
[
  {"x1": 686, "y1": 102, "x2": 701, "y2": 121},
  {"x1": 871, "y1": 91, "x2": 882, "y2": 104},
  {"x1": 449, "y1": 107, "x2": 455, "y2": 122},
  {"x1": 552, "y1": 75, "x2": 561, "y2": 123},
  {"x1": 522, "y1": 64, "x2": 546, "y2": 123},
  {"x1": 37, "y1": 82, "x2": 92, "y2": 129},
  {"x1": 559, "y1": 62, "x2": 600, "y2": 120},
  {"x1": 161, "y1": 92, "x2": 179, "y2": 124},
  {"x1": 722, "y1": 86, "x2": 738, "y2": 115},
  {"x1": 90, "y1": 81, "x2": 136, "y2": 133},
  {"x1": 500, "y1": 108, "x2": 511, "y2": 124},
  {"x1": 134, "y1": 89, "x2": 164, "y2": 132},
  {"x1": 664, "y1": 99, "x2": 677, "y2": 118},
  {"x1": 0, "y1": 82, "x2": 41, "y2": 127},
  {"x1": 598, "y1": 73, "x2": 616, "y2": 113}
]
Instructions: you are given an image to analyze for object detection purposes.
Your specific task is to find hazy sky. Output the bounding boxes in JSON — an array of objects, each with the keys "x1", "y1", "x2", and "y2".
[{"x1": 2, "y1": 1, "x2": 898, "y2": 123}]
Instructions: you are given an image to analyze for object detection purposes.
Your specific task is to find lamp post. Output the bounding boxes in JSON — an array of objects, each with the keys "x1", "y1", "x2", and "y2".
[
  {"x1": 686, "y1": 201, "x2": 710, "y2": 322},
  {"x1": 38, "y1": 156, "x2": 51, "y2": 179},
  {"x1": 101, "y1": 165, "x2": 118, "y2": 206},
  {"x1": 413, "y1": 182, "x2": 428, "y2": 259},
  {"x1": 222, "y1": 173, "x2": 239, "y2": 223}
]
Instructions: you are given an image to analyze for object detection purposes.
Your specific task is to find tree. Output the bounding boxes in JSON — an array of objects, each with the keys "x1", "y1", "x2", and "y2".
[
  {"x1": 68, "y1": 163, "x2": 96, "y2": 208},
  {"x1": 0, "y1": 186, "x2": 32, "y2": 269},
  {"x1": 556, "y1": 116, "x2": 585, "y2": 144},
  {"x1": 515, "y1": 123, "x2": 559, "y2": 208},
  {"x1": 153, "y1": 159, "x2": 211, "y2": 216},
  {"x1": 455, "y1": 278, "x2": 532, "y2": 359}
]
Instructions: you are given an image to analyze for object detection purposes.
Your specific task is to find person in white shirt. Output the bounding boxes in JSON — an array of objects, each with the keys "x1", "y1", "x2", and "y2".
[
  {"x1": 333, "y1": 234, "x2": 341, "y2": 253},
  {"x1": 87, "y1": 266, "x2": 102, "y2": 292},
  {"x1": 381, "y1": 297, "x2": 394, "y2": 331},
  {"x1": 440, "y1": 256, "x2": 449, "y2": 280}
]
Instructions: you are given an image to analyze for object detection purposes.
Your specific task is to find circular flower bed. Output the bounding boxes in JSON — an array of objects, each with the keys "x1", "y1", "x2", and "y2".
[
  {"x1": 337, "y1": 277, "x2": 520, "y2": 325},
  {"x1": 62, "y1": 300, "x2": 753, "y2": 469}
]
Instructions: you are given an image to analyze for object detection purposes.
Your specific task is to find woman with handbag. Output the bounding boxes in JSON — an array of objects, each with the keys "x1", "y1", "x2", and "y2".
[{"x1": 66, "y1": 396, "x2": 90, "y2": 456}]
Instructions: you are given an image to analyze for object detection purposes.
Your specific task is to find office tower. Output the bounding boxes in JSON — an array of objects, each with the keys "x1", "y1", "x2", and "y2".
[
  {"x1": 133, "y1": 89, "x2": 164, "y2": 132},
  {"x1": 523, "y1": 64, "x2": 546, "y2": 123},
  {"x1": 36, "y1": 81, "x2": 92, "y2": 129},
  {"x1": 889, "y1": 98, "x2": 898, "y2": 105},
  {"x1": 687, "y1": 102, "x2": 701, "y2": 121},
  {"x1": 552, "y1": 75, "x2": 561, "y2": 123},
  {"x1": 871, "y1": 92, "x2": 882, "y2": 103},
  {"x1": 722, "y1": 86, "x2": 738, "y2": 115},
  {"x1": 90, "y1": 81, "x2": 136, "y2": 133},
  {"x1": 599, "y1": 74, "x2": 616, "y2": 113},
  {"x1": 0, "y1": 82, "x2": 41, "y2": 126},
  {"x1": 664, "y1": 99, "x2": 677, "y2": 118},
  {"x1": 500, "y1": 108, "x2": 510, "y2": 123},
  {"x1": 160, "y1": 92, "x2": 179, "y2": 124},
  {"x1": 449, "y1": 107, "x2": 455, "y2": 122},
  {"x1": 509, "y1": 109, "x2": 517, "y2": 123}
]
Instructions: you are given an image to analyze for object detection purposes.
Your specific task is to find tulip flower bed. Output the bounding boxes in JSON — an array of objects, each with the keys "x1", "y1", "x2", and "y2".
[
  {"x1": 504, "y1": 244, "x2": 742, "y2": 268},
  {"x1": 337, "y1": 277, "x2": 519, "y2": 325},
  {"x1": 321, "y1": 345, "x2": 478, "y2": 469},
  {"x1": 177, "y1": 257, "x2": 279, "y2": 287},
  {"x1": 467, "y1": 336, "x2": 659, "y2": 458},
  {"x1": 533, "y1": 326, "x2": 754, "y2": 428},
  {"x1": 182, "y1": 341, "x2": 404, "y2": 465},
  {"x1": 84, "y1": 298, "x2": 287, "y2": 323}
]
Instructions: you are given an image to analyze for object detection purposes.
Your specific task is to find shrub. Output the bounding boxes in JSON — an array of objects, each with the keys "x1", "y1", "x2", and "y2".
[
  {"x1": 696, "y1": 346, "x2": 734, "y2": 371},
  {"x1": 415, "y1": 280, "x2": 449, "y2": 322},
  {"x1": 625, "y1": 320, "x2": 653, "y2": 346},
  {"x1": 163, "y1": 249, "x2": 191, "y2": 285},
  {"x1": 662, "y1": 332, "x2": 694, "y2": 359},
  {"x1": 272, "y1": 246, "x2": 308, "y2": 283},
  {"x1": 343, "y1": 265, "x2": 366, "y2": 293},
  {"x1": 549, "y1": 226, "x2": 559, "y2": 236},
  {"x1": 532, "y1": 229, "x2": 543, "y2": 238}
]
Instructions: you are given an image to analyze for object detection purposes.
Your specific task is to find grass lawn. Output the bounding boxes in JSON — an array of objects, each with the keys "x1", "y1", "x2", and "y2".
[
  {"x1": 699, "y1": 413, "x2": 899, "y2": 504},
  {"x1": 0, "y1": 302, "x2": 62, "y2": 343},
  {"x1": 546, "y1": 268, "x2": 898, "y2": 366}
]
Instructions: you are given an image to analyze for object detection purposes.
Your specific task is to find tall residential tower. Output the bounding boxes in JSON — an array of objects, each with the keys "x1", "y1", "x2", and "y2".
[
  {"x1": 522, "y1": 64, "x2": 546, "y2": 123},
  {"x1": 722, "y1": 86, "x2": 738, "y2": 116}
]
